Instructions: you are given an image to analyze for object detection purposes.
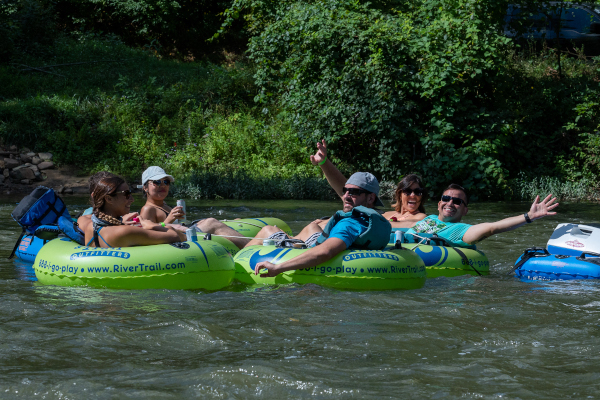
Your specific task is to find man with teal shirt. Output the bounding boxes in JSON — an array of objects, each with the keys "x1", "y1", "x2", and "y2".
[
  {"x1": 403, "y1": 184, "x2": 559, "y2": 246},
  {"x1": 249, "y1": 172, "x2": 392, "y2": 277}
]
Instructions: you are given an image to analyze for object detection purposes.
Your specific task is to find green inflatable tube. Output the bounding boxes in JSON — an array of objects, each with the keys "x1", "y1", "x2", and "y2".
[
  {"x1": 220, "y1": 217, "x2": 292, "y2": 237},
  {"x1": 34, "y1": 237, "x2": 235, "y2": 290},
  {"x1": 233, "y1": 245, "x2": 427, "y2": 290},
  {"x1": 386, "y1": 244, "x2": 489, "y2": 277},
  {"x1": 200, "y1": 217, "x2": 293, "y2": 257}
]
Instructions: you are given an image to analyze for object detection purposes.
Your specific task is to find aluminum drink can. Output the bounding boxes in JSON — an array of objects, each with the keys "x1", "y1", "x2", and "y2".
[
  {"x1": 186, "y1": 227, "x2": 197, "y2": 242},
  {"x1": 394, "y1": 230, "x2": 404, "y2": 243},
  {"x1": 177, "y1": 199, "x2": 187, "y2": 223}
]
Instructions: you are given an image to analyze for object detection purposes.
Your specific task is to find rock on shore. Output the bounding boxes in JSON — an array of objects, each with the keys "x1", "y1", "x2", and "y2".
[
  {"x1": 0, "y1": 146, "x2": 81, "y2": 194},
  {"x1": 1, "y1": 147, "x2": 51, "y2": 187}
]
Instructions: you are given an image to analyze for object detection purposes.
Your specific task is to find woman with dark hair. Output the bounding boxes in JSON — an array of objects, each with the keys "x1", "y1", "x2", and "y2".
[
  {"x1": 309, "y1": 140, "x2": 427, "y2": 226},
  {"x1": 84, "y1": 176, "x2": 185, "y2": 248},
  {"x1": 77, "y1": 171, "x2": 118, "y2": 232},
  {"x1": 384, "y1": 173, "x2": 427, "y2": 222},
  {"x1": 138, "y1": 166, "x2": 185, "y2": 224}
]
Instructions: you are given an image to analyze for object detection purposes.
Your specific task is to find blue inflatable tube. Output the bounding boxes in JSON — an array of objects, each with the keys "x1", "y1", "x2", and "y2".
[
  {"x1": 14, "y1": 234, "x2": 48, "y2": 264},
  {"x1": 512, "y1": 247, "x2": 600, "y2": 280}
]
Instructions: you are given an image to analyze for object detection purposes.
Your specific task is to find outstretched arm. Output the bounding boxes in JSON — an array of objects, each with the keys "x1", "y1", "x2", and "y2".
[
  {"x1": 462, "y1": 194, "x2": 558, "y2": 245},
  {"x1": 254, "y1": 238, "x2": 347, "y2": 277},
  {"x1": 310, "y1": 140, "x2": 347, "y2": 199}
]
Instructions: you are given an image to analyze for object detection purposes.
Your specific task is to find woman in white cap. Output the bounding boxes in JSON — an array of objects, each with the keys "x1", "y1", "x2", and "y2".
[{"x1": 139, "y1": 166, "x2": 186, "y2": 224}]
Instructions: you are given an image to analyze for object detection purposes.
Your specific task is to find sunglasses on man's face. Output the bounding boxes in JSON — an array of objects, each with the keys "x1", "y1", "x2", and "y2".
[
  {"x1": 150, "y1": 179, "x2": 171, "y2": 186},
  {"x1": 111, "y1": 190, "x2": 133, "y2": 200},
  {"x1": 343, "y1": 187, "x2": 371, "y2": 196},
  {"x1": 402, "y1": 188, "x2": 424, "y2": 197},
  {"x1": 441, "y1": 195, "x2": 466, "y2": 206}
]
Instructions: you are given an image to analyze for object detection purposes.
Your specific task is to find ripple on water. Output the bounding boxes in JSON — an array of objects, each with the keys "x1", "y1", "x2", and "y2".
[{"x1": 1, "y1": 199, "x2": 600, "y2": 397}]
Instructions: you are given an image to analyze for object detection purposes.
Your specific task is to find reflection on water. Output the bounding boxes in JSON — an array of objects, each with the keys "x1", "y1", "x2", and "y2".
[{"x1": 1, "y1": 196, "x2": 600, "y2": 398}]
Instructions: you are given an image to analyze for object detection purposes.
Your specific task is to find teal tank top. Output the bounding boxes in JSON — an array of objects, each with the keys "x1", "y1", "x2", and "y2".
[{"x1": 406, "y1": 215, "x2": 474, "y2": 248}]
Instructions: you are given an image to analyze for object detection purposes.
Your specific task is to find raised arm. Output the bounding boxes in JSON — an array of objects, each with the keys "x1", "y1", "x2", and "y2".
[
  {"x1": 309, "y1": 140, "x2": 348, "y2": 199},
  {"x1": 462, "y1": 194, "x2": 558, "y2": 245},
  {"x1": 254, "y1": 237, "x2": 347, "y2": 277}
]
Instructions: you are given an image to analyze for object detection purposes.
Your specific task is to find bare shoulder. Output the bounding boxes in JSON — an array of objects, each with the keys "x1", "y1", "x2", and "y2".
[
  {"x1": 412, "y1": 212, "x2": 427, "y2": 221},
  {"x1": 77, "y1": 214, "x2": 92, "y2": 231},
  {"x1": 140, "y1": 204, "x2": 158, "y2": 220}
]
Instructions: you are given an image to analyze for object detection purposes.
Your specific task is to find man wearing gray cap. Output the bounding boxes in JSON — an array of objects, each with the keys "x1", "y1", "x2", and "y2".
[{"x1": 249, "y1": 171, "x2": 392, "y2": 278}]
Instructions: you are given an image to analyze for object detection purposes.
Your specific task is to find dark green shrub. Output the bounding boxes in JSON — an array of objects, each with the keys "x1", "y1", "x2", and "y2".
[
  {"x1": 0, "y1": 0, "x2": 58, "y2": 62},
  {"x1": 52, "y1": 0, "x2": 246, "y2": 58}
]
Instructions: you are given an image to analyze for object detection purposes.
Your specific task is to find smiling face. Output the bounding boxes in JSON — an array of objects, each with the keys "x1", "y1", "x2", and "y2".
[
  {"x1": 144, "y1": 178, "x2": 170, "y2": 201},
  {"x1": 437, "y1": 188, "x2": 468, "y2": 223},
  {"x1": 401, "y1": 182, "x2": 423, "y2": 214},
  {"x1": 342, "y1": 184, "x2": 376, "y2": 212},
  {"x1": 106, "y1": 182, "x2": 134, "y2": 217}
]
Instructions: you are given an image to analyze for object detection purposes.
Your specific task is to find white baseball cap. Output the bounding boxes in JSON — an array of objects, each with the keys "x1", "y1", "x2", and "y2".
[{"x1": 139, "y1": 166, "x2": 174, "y2": 188}]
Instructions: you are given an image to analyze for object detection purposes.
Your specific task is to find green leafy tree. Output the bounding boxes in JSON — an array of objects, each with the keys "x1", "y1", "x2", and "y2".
[
  {"x1": 52, "y1": 0, "x2": 244, "y2": 58},
  {"x1": 244, "y1": 0, "x2": 516, "y2": 197}
]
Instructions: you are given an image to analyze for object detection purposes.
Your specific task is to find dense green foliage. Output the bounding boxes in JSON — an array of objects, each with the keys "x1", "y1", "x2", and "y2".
[
  {"x1": 1, "y1": 0, "x2": 600, "y2": 200},
  {"x1": 238, "y1": 0, "x2": 600, "y2": 199},
  {"x1": 0, "y1": 36, "x2": 318, "y2": 191},
  {"x1": 51, "y1": 0, "x2": 246, "y2": 58}
]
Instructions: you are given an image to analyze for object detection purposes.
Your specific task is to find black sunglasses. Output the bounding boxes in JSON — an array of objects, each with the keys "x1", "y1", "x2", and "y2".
[
  {"x1": 111, "y1": 190, "x2": 133, "y2": 200},
  {"x1": 343, "y1": 187, "x2": 371, "y2": 196},
  {"x1": 402, "y1": 188, "x2": 424, "y2": 196},
  {"x1": 150, "y1": 179, "x2": 171, "y2": 186},
  {"x1": 441, "y1": 195, "x2": 466, "y2": 206}
]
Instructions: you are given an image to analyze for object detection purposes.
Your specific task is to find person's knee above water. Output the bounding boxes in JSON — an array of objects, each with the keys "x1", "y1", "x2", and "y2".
[
  {"x1": 397, "y1": 183, "x2": 559, "y2": 247},
  {"x1": 309, "y1": 139, "x2": 427, "y2": 227},
  {"x1": 138, "y1": 166, "x2": 185, "y2": 224},
  {"x1": 193, "y1": 217, "x2": 251, "y2": 250},
  {"x1": 251, "y1": 172, "x2": 392, "y2": 278},
  {"x1": 83, "y1": 176, "x2": 186, "y2": 248}
]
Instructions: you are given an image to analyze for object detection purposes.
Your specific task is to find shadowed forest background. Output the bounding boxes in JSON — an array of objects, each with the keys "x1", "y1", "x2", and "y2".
[{"x1": 1, "y1": 0, "x2": 600, "y2": 201}]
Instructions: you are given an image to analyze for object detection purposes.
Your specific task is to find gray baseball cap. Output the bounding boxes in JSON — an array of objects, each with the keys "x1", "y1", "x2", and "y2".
[{"x1": 346, "y1": 172, "x2": 385, "y2": 207}]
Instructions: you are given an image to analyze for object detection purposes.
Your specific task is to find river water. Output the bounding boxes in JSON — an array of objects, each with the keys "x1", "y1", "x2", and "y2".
[{"x1": 0, "y1": 196, "x2": 599, "y2": 399}]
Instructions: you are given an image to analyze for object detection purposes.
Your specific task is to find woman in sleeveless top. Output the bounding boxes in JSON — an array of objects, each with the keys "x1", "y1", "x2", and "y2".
[
  {"x1": 139, "y1": 166, "x2": 185, "y2": 224},
  {"x1": 84, "y1": 176, "x2": 185, "y2": 248}
]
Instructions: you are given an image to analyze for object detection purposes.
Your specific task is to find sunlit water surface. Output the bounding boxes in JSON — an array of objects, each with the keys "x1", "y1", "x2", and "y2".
[{"x1": 0, "y1": 196, "x2": 599, "y2": 399}]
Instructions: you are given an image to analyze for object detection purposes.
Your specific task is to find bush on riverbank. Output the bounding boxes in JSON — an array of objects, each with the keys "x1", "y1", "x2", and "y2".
[
  {"x1": 0, "y1": 34, "x2": 317, "y2": 184},
  {"x1": 513, "y1": 173, "x2": 600, "y2": 202}
]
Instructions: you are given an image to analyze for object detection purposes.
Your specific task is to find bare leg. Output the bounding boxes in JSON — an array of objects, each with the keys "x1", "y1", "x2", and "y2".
[
  {"x1": 245, "y1": 222, "x2": 324, "y2": 247},
  {"x1": 245, "y1": 225, "x2": 284, "y2": 247},
  {"x1": 294, "y1": 222, "x2": 324, "y2": 242},
  {"x1": 195, "y1": 218, "x2": 250, "y2": 249}
]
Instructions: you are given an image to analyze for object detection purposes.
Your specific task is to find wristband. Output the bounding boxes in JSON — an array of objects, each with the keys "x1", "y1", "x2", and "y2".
[
  {"x1": 160, "y1": 222, "x2": 166, "y2": 227},
  {"x1": 318, "y1": 156, "x2": 327, "y2": 166},
  {"x1": 524, "y1": 213, "x2": 532, "y2": 223}
]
